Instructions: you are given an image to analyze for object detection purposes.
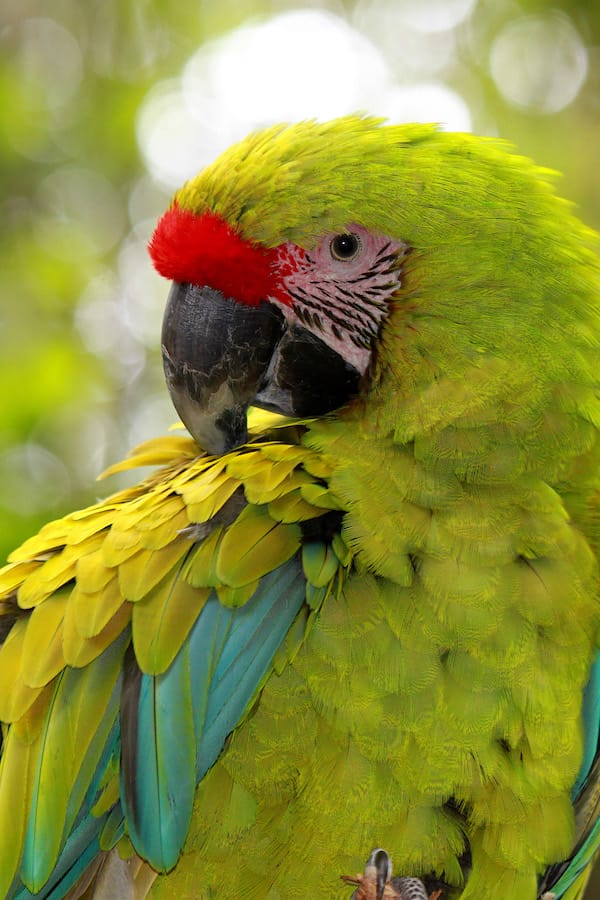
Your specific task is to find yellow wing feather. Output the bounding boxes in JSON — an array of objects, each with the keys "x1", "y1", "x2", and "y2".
[{"x1": 0, "y1": 428, "x2": 347, "y2": 895}]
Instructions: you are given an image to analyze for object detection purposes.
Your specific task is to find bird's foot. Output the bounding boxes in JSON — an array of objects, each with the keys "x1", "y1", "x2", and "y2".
[{"x1": 342, "y1": 849, "x2": 441, "y2": 899}]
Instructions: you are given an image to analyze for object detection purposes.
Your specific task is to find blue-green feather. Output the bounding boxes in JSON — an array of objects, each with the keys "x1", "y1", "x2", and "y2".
[
  {"x1": 540, "y1": 651, "x2": 600, "y2": 897},
  {"x1": 123, "y1": 557, "x2": 306, "y2": 871},
  {"x1": 19, "y1": 634, "x2": 127, "y2": 893},
  {"x1": 195, "y1": 559, "x2": 306, "y2": 778},
  {"x1": 11, "y1": 721, "x2": 122, "y2": 899},
  {"x1": 122, "y1": 638, "x2": 196, "y2": 871},
  {"x1": 574, "y1": 651, "x2": 600, "y2": 797}
]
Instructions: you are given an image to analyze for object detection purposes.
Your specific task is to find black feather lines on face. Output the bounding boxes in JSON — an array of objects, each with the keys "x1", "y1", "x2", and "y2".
[{"x1": 287, "y1": 240, "x2": 407, "y2": 351}]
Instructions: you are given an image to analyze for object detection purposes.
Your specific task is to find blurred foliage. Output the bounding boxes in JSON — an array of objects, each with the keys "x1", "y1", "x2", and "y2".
[{"x1": 0, "y1": 0, "x2": 598, "y2": 559}]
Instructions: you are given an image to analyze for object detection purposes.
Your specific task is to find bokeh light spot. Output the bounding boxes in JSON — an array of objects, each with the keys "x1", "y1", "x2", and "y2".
[
  {"x1": 353, "y1": 2, "x2": 457, "y2": 78},
  {"x1": 137, "y1": 8, "x2": 474, "y2": 189},
  {"x1": 136, "y1": 80, "x2": 209, "y2": 190},
  {"x1": 370, "y1": 0, "x2": 478, "y2": 34},
  {"x1": 0, "y1": 444, "x2": 70, "y2": 515},
  {"x1": 192, "y1": 10, "x2": 389, "y2": 123},
  {"x1": 18, "y1": 18, "x2": 83, "y2": 111},
  {"x1": 35, "y1": 167, "x2": 126, "y2": 260},
  {"x1": 380, "y1": 83, "x2": 471, "y2": 131},
  {"x1": 490, "y1": 12, "x2": 588, "y2": 114},
  {"x1": 138, "y1": 10, "x2": 394, "y2": 187}
]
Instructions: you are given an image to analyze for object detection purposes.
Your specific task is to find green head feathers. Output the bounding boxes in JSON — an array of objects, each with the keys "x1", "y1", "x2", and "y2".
[
  {"x1": 152, "y1": 117, "x2": 600, "y2": 483},
  {"x1": 174, "y1": 115, "x2": 599, "y2": 359}
]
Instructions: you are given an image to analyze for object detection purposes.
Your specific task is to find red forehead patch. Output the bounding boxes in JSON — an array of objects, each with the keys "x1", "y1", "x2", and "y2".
[{"x1": 149, "y1": 205, "x2": 289, "y2": 307}]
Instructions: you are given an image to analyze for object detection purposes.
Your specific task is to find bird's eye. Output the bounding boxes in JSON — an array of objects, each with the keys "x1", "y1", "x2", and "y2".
[{"x1": 330, "y1": 233, "x2": 361, "y2": 261}]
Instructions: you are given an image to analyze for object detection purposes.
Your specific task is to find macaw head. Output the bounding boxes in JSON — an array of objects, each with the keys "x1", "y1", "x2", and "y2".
[{"x1": 149, "y1": 117, "x2": 600, "y2": 460}]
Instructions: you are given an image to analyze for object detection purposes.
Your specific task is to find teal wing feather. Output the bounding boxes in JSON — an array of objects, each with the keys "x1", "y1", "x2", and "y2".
[
  {"x1": 20, "y1": 632, "x2": 128, "y2": 890},
  {"x1": 120, "y1": 558, "x2": 306, "y2": 872},
  {"x1": 11, "y1": 707, "x2": 123, "y2": 898},
  {"x1": 539, "y1": 651, "x2": 600, "y2": 898},
  {"x1": 0, "y1": 434, "x2": 342, "y2": 897},
  {"x1": 574, "y1": 653, "x2": 600, "y2": 799},
  {"x1": 194, "y1": 560, "x2": 307, "y2": 776}
]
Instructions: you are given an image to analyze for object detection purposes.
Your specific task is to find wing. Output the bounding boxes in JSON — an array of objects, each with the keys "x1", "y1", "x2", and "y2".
[
  {"x1": 0, "y1": 426, "x2": 350, "y2": 898},
  {"x1": 538, "y1": 651, "x2": 600, "y2": 899}
]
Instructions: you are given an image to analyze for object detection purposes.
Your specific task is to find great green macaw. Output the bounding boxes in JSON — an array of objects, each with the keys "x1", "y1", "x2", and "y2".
[{"x1": 0, "y1": 117, "x2": 599, "y2": 899}]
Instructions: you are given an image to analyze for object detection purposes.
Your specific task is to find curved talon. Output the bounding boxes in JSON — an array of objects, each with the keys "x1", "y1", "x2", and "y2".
[{"x1": 341, "y1": 849, "x2": 442, "y2": 900}]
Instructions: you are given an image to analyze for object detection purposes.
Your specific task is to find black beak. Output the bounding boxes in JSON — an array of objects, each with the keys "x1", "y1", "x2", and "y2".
[
  {"x1": 162, "y1": 283, "x2": 284, "y2": 454},
  {"x1": 162, "y1": 282, "x2": 360, "y2": 454}
]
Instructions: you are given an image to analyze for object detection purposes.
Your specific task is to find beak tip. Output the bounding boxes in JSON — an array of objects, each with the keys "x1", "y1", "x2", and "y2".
[
  {"x1": 168, "y1": 386, "x2": 248, "y2": 455},
  {"x1": 186, "y1": 423, "x2": 248, "y2": 456}
]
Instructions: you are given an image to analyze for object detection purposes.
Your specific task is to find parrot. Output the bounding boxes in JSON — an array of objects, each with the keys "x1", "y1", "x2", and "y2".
[{"x1": 0, "y1": 116, "x2": 599, "y2": 900}]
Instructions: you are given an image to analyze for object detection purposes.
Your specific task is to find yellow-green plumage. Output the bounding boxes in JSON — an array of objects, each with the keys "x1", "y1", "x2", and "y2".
[
  {"x1": 0, "y1": 118, "x2": 599, "y2": 898},
  {"x1": 0, "y1": 422, "x2": 347, "y2": 895}
]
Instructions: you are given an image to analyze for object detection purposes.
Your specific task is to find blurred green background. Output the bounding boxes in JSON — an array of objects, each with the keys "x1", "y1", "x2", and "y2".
[{"x1": 0, "y1": 0, "x2": 599, "y2": 895}]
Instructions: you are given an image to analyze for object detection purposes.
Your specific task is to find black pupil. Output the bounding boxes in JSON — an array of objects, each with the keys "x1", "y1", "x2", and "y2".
[{"x1": 332, "y1": 233, "x2": 358, "y2": 259}]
